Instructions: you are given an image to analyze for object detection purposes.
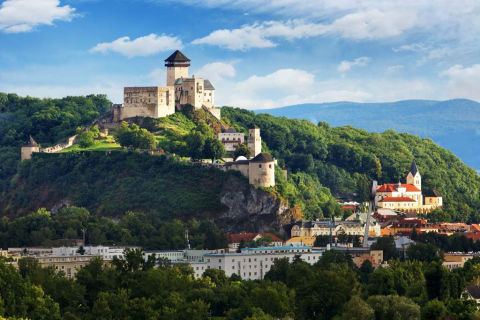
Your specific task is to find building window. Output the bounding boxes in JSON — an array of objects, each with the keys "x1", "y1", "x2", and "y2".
[{"x1": 259, "y1": 164, "x2": 262, "y2": 168}]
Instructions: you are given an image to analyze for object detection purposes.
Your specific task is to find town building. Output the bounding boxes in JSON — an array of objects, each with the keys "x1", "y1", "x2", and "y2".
[
  {"x1": 329, "y1": 247, "x2": 384, "y2": 267},
  {"x1": 225, "y1": 233, "x2": 283, "y2": 249},
  {"x1": 218, "y1": 128, "x2": 244, "y2": 153},
  {"x1": 201, "y1": 246, "x2": 324, "y2": 280},
  {"x1": 285, "y1": 236, "x2": 317, "y2": 247},
  {"x1": 376, "y1": 160, "x2": 443, "y2": 213},
  {"x1": 223, "y1": 152, "x2": 276, "y2": 187},
  {"x1": 113, "y1": 50, "x2": 220, "y2": 121},
  {"x1": 443, "y1": 253, "x2": 474, "y2": 269},
  {"x1": 290, "y1": 217, "x2": 381, "y2": 240},
  {"x1": 51, "y1": 246, "x2": 136, "y2": 261},
  {"x1": 36, "y1": 254, "x2": 101, "y2": 278}
]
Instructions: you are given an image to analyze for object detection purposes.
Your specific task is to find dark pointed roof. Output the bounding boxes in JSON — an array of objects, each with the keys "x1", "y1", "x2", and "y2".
[
  {"x1": 165, "y1": 50, "x2": 190, "y2": 63},
  {"x1": 204, "y1": 79, "x2": 215, "y2": 90},
  {"x1": 424, "y1": 189, "x2": 442, "y2": 197},
  {"x1": 251, "y1": 125, "x2": 260, "y2": 129},
  {"x1": 25, "y1": 135, "x2": 39, "y2": 147},
  {"x1": 250, "y1": 152, "x2": 274, "y2": 163},
  {"x1": 409, "y1": 159, "x2": 419, "y2": 176}
]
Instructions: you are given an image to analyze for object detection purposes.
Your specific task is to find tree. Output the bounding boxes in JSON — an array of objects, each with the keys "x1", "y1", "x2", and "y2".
[
  {"x1": 314, "y1": 235, "x2": 330, "y2": 247},
  {"x1": 339, "y1": 296, "x2": 374, "y2": 320},
  {"x1": 371, "y1": 236, "x2": 398, "y2": 261},
  {"x1": 421, "y1": 299, "x2": 447, "y2": 320},
  {"x1": 204, "y1": 136, "x2": 225, "y2": 162},
  {"x1": 233, "y1": 143, "x2": 251, "y2": 159},
  {"x1": 407, "y1": 243, "x2": 443, "y2": 263},
  {"x1": 77, "y1": 130, "x2": 95, "y2": 148},
  {"x1": 76, "y1": 245, "x2": 86, "y2": 255},
  {"x1": 115, "y1": 122, "x2": 156, "y2": 150},
  {"x1": 367, "y1": 295, "x2": 420, "y2": 320}
]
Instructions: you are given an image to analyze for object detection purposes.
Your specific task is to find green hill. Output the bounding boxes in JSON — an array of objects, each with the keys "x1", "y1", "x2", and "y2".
[{"x1": 0, "y1": 93, "x2": 479, "y2": 226}]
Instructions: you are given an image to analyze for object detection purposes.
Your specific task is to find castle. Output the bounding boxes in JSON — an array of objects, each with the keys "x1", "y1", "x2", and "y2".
[
  {"x1": 375, "y1": 160, "x2": 443, "y2": 213},
  {"x1": 221, "y1": 126, "x2": 276, "y2": 188},
  {"x1": 112, "y1": 50, "x2": 221, "y2": 121}
]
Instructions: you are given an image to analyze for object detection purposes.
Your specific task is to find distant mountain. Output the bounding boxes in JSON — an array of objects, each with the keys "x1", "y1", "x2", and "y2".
[{"x1": 258, "y1": 99, "x2": 480, "y2": 171}]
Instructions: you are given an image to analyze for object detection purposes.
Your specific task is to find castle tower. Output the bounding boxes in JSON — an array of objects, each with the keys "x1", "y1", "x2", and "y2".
[
  {"x1": 165, "y1": 50, "x2": 190, "y2": 86},
  {"x1": 406, "y1": 159, "x2": 422, "y2": 191},
  {"x1": 248, "y1": 152, "x2": 275, "y2": 187},
  {"x1": 247, "y1": 126, "x2": 262, "y2": 157},
  {"x1": 21, "y1": 136, "x2": 40, "y2": 160}
]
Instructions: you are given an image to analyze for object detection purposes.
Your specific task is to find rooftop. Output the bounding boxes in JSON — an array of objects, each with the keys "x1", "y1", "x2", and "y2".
[
  {"x1": 250, "y1": 152, "x2": 274, "y2": 163},
  {"x1": 164, "y1": 50, "x2": 190, "y2": 66}
]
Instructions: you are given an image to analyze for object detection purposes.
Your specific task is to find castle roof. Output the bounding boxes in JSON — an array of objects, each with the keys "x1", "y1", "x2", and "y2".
[
  {"x1": 409, "y1": 159, "x2": 419, "y2": 176},
  {"x1": 225, "y1": 127, "x2": 236, "y2": 133},
  {"x1": 251, "y1": 125, "x2": 260, "y2": 129},
  {"x1": 250, "y1": 152, "x2": 274, "y2": 163},
  {"x1": 165, "y1": 50, "x2": 190, "y2": 63},
  {"x1": 424, "y1": 189, "x2": 442, "y2": 197},
  {"x1": 203, "y1": 79, "x2": 215, "y2": 90},
  {"x1": 379, "y1": 197, "x2": 416, "y2": 202},
  {"x1": 377, "y1": 183, "x2": 421, "y2": 193},
  {"x1": 25, "y1": 135, "x2": 39, "y2": 147}
]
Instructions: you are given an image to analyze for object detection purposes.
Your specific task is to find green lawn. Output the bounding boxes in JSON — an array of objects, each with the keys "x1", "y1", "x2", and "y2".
[{"x1": 58, "y1": 140, "x2": 122, "y2": 152}]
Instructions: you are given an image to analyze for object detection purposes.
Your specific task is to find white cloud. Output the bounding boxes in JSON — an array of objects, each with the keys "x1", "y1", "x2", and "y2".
[
  {"x1": 195, "y1": 62, "x2": 236, "y2": 82},
  {"x1": 337, "y1": 57, "x2": 370, "y2": 73},
  {"x1": 386, "y1": 65, "x2": 404, "y2": 73},
  {"x1": 90, "y1": 33, "x2": 183, "y2": 57},
  {"x1": 0, "y1": 0, "x2": 76, "y2": 33},
  {"x1": 193, "y1": 11, "x2": 417, "y2": 50},
  {"x1": 440, "y1": 64, "x2": 480, "y2": 101}
]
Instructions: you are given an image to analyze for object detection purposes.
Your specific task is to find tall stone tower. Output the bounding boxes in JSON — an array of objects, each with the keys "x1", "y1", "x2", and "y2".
[
  {"x1": 248, "y1": 126, "x2": 262, "y2": 157},
  {"x1": 406, "y1": 159, "x2": 422, "y2": 191},
  {"x1": 21, "y1": 136, "x2": 40, "y2": 160},
  {"x1": 165, "y1": 50, "x2": 190, "y2": 86}
]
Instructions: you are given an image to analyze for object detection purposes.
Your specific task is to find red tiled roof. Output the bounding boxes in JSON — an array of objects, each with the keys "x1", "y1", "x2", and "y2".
[
  {"x1": 342, "y1": 206, "x2": 356, "y2": 210},
  {"x1": 379, "y1": 197, "x2": 416, "y2": 202},
  {"x1": 377, "y1": 183, "x2": 421, "y2": 192},
  {"x1": 470, "y1": 224, "x2": 480, "y2": 233},
  {"x1": 226, "y1": 233, "x2": 282, "y2": 243}
]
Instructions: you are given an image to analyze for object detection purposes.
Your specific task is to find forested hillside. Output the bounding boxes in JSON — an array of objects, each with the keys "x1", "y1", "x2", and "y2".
[
  {"x1": 222, "y1": 107, "x2": 480, "y2": 222},
  {"x1": 0, "y1": 93, "x2": 479, "y2": 225}
]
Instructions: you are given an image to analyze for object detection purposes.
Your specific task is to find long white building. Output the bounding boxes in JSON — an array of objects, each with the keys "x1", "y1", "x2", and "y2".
[{"x1": 189, "y1": 246, "x2": 324, "y2": 280}]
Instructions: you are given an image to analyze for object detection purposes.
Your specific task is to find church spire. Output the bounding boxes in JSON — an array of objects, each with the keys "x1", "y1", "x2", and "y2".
[{"x1": 409, "y1": 159, "x2": 419, "y2": 176}]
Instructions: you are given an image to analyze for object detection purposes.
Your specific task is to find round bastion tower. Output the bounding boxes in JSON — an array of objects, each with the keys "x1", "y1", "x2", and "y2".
[{"x1": 248, "y1": 152, "x2": 275, "y2": 187}]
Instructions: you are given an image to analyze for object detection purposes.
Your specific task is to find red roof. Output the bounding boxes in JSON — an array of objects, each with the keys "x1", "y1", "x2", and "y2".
[
  {"x1": 377, "y1": 183, "x2": 421, "y2": 193},
  {"x1": 226, "y1": 233, "x2": 282, "y2": 243},
  {"x1": 342, "y1": 205, "x2": 356, "y2": 210},
  {"x1": 379, "y1": 197, "x2": 416, "y2": 202}
]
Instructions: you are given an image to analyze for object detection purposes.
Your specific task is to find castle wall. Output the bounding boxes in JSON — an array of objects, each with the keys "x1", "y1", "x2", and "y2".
[
  {"x1": 248, "y1": 161, "x2": 275, "y2": 187},
  {"x1": 122, "y1": 86, "x2": 174, "y2": 120},
  {"x1": 203, "y1": 89, "x2": 215, "y2": 108}
]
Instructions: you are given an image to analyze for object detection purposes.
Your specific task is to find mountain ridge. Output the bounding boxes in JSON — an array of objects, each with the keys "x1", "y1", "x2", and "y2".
[{"x1": 257, "y1": 99, "x2": 480, "y2": 171}]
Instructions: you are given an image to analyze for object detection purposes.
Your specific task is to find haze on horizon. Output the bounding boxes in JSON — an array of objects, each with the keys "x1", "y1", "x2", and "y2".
[{"x1": 0, "y1": 0, "x2": 480, "y2": 109}]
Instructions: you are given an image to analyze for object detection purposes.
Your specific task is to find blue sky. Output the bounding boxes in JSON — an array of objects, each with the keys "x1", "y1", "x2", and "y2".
[{"x1": 1, "y1": 0, "x2": 480, "y2": 109}]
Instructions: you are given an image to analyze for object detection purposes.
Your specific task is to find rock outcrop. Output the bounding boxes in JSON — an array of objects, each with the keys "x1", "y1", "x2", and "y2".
[{"x1": 217, "y1": 175, "x2": 294, "y2": 234}]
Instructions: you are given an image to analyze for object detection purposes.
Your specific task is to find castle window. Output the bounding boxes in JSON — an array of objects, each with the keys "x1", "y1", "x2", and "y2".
[
  {"x1": 269, "y1": 164, "x2": 272, "y2": 168},
  {"x1": 259, "y1": 164, "x2": 262, "y2": 168}
]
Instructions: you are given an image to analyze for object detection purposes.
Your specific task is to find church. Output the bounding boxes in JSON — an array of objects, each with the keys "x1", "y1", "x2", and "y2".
[
  {"x1": 112, "y1": 50, "x2": 221, "y2": 121},
  {"x1": 375, "y1": 160, "x2": 443, "y2": 213}
]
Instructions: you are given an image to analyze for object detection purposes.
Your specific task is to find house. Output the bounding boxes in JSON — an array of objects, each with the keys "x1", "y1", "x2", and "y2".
[
  {"x1": 218, "y1": 127, "x2": 244, "y2": 152},
  {"x1": 465, "y1": 286, "x2": 480, "y2": 305},
  {"x1": 330, "y1": 247, "x2": 383, "y2": 267}
]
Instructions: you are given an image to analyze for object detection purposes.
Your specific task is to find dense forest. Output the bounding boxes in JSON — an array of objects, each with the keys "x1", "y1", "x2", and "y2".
[
  {"x1": 2, "y1": 246, "x2": 480, "y2": 319},
  {"x1": 221, "y1": 107, "x2": 480, "y2": 222}
]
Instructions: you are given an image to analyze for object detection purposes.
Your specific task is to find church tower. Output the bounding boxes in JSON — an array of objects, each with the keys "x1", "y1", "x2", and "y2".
[
  {"x1": 165, "y1": 50, "x2": 190, "y2": 86},
  {"x1": 406, "y1": 159, "x2": 422, "y2": 190},
  {"x1": 248, "y1": 126, "x2": 262, "y2": 157}
]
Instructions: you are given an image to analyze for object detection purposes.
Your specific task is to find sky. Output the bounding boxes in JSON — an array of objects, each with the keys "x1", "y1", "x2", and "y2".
[{"x1": 1, "y1": 0, "x2": 480, "y2": 109}]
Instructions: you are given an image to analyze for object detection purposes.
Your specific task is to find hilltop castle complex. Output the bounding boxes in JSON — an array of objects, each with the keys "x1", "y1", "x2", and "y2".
[
  {"x1": 375, "y1": 160, "x2": 443, "y2": 213},
  {"x1": 112, "y1": 50, "x2": 220, "y2": 121}
]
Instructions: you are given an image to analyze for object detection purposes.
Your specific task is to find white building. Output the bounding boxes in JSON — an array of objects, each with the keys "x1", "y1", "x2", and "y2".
[
  {"x1": 200, "y1": 246, "x2": 324, "y2": 280},
  {"x1": 218, "y1": 128, "x2": 245, "y2": 152},
  {"x1": 52, "y1": 246, "x2": 137, "y2": 261}
]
